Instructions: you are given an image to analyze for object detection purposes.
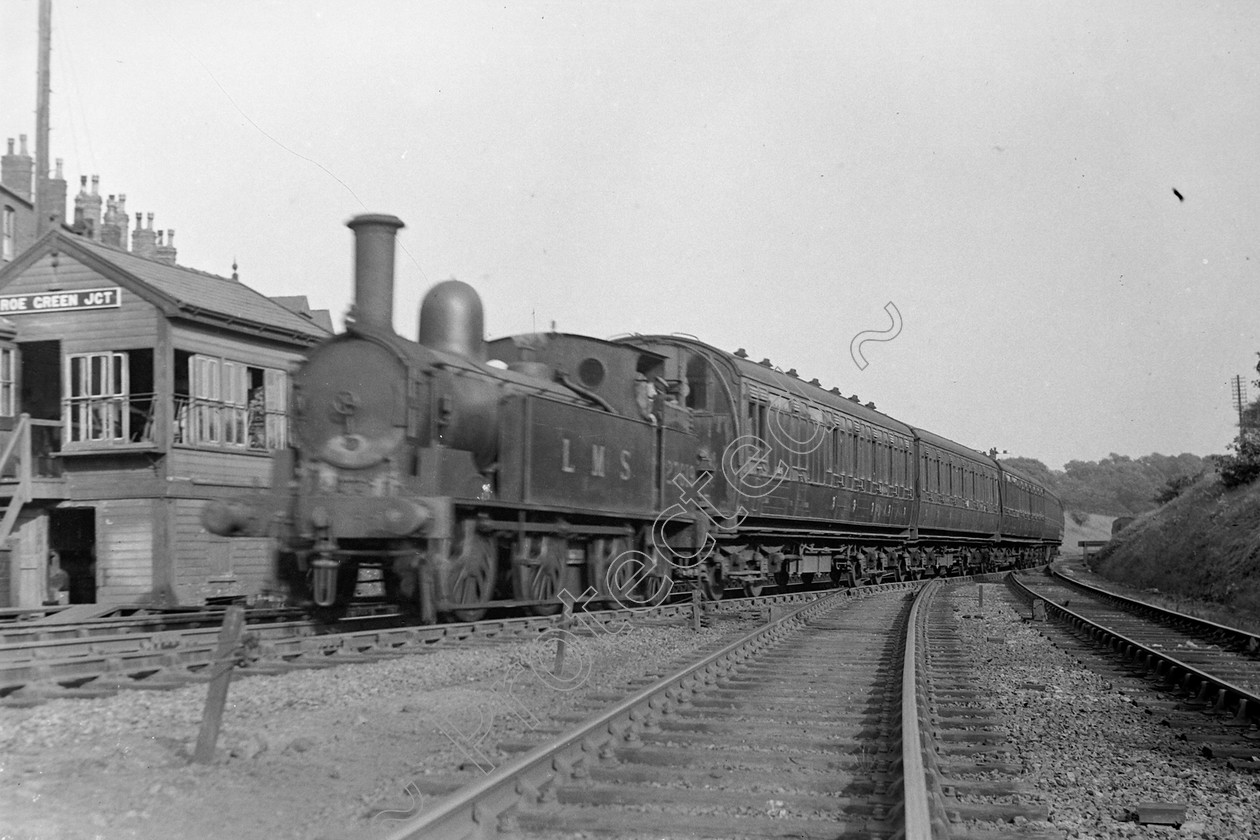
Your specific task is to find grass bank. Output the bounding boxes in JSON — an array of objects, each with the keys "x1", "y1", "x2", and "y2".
[{"x1": 1092, "y1": 474, "x2": 1260, "y2": 634}]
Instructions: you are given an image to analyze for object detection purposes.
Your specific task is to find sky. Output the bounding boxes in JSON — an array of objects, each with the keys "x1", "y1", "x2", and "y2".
[{"x1": 1, "y1": 0, "x2": 1257, "y2": 470}]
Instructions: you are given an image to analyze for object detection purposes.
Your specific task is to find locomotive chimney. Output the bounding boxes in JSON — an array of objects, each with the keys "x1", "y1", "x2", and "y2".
[
  {"x1": 346, "y1": 213, "x2": 405, "y2": 332},
  {"x1": 418, "y1": 279, "x2": 486, "y2": 361}
]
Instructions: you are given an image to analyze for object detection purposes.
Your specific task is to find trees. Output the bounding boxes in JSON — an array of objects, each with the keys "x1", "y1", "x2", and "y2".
[
  {"x1": 1000, "y1": 453, "x2": 1208, "y2": 516},
  {"x1": 1212, "y1": 424, "x2": 1260, "y2": 488},
  {"x1": 1211, "y1": 358, "x2": 1260, "y2": 489}
]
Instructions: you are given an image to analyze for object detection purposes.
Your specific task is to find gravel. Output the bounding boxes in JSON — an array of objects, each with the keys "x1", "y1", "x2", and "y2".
[
  {"x1": 0, "y1": 614, "x2": 753, "y2": 840},
  {"x1": 950, "y1": 579, "x2": 1260, "y2": 839},
  {"x1": 4, "y1": 581, "x2": 1258, "y2": 840}
]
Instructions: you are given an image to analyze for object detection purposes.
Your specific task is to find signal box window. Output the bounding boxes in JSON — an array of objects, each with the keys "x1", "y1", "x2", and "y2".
[
  {"x1": 0, "y1": 347, "x2": 13, "y2": 417},
  {"x1": 175, "y1": 351, "x2": 288, "y2": 451},
  {"x1": 64, "y1": 351, "x2": 154, "y2": 444}
]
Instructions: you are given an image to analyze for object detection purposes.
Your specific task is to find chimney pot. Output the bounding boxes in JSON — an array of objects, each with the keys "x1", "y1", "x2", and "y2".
[
  {"x1": 91, "y1": 174, "x2": 99, "y2": 194},
  {"x1": 19, "y1": 135, "x2": 28, "y2": 154},
  {"x1": 5, "y1": 139, "x2": 12, "y2": 155},
  {"x1": 146, "y1": 212, "x2": 154, "y2": 230},
  {"x1": 55, "y1": 159, "x2": 63, "y2": 179}
]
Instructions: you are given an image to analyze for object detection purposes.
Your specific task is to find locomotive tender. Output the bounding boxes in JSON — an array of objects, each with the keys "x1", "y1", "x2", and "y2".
[{"x1": 203, "y1": 214, "x2": 1062, "y2": 622}]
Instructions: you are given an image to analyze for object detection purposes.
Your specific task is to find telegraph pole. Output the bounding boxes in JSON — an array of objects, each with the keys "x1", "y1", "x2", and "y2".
[
  {"x1": 1232, "y1": 374, "x2": 1248, "y2": 430},
  {"x1": 34, "y1": 0, "x2": 52, "y2": 236}
]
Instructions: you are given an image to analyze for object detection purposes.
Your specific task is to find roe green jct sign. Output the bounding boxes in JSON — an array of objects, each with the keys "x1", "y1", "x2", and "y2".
[{"x1": 0, "y1": 287, "x2": 121, "y2": 314}]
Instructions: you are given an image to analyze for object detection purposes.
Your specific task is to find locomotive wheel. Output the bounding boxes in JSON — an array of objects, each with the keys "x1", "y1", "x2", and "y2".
[
  {"x1": 846, "y1": 564, "x2": 859, "y2": 588},
  {"x1": 773, "y1": 571, "x2": 790, "y2": 592},
  {"x1": 606, "y1": 552, "x2": 670, "y2": 607},
  {"x1": 591, "y1": 537, "x2": 629, "y2": 601},
  {"x1": 514, "y1": 536, "x2": 564, "y2": 616},
  {"x1": 698, "y1": 564, "x2": 724, "y2": 601},
  {"x1": 449, "y1": 527, "x2": 497, "y2": 623},
  {"x1": 800, "y1": 572, "x2": 815, "y2": 587},
  {"x1": 742, "y1": 580, "x2": 765, "y2": 598},
  {"x1": 829, "y1": 569, "x2": 843, "y2": 586}
]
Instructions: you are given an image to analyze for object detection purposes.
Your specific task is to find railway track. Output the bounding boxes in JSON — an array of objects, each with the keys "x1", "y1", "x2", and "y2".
[
  {"x1": 0, "y1": 604, "x2": 309, "y2": 647},
  {"x1": 0, "y1": 589, "x2": 830, "y2": 705},
  {"x1": 375, "y1": 574, "x2": 1041, "y2": 840},
  {"x1": 381, "y1": 583, "x2": 917, "y2": 839},
  {"x1": 1011, "y1": 567, "x2": 1260, "y2": 726}
]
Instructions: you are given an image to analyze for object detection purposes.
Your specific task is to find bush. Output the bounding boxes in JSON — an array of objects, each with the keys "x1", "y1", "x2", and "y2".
[
  {"x1": 1153, "y1": 473, "x2": 1201, "y2": 505},
  {"x1": 1213, "y1": 432, "x2": 1260, "y2": 489}
]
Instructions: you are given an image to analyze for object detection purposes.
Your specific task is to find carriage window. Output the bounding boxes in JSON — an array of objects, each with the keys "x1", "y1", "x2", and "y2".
[
  {"x1": 746, "y1": 399, "x2": 764, "y2": 439},
  {"x1": 685, "y1": 355, "x2": 708, "y2": 410}
]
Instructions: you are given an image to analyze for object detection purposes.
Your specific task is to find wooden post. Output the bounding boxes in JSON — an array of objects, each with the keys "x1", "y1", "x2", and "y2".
[
  {"x1": 978, "y1": 584, "x2": 985, "y2": 610},
  {"x1": 691, "y1": 587, "x2": 701, "y2": 632},
  {"x1": 552, "y1": 599, "x2": 572, "y2": 678},
  {"x1": 194, "y1": 605, "x2": 245, "y2": 764}
]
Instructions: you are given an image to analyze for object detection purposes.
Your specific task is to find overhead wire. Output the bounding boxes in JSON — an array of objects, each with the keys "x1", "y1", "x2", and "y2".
[{"x1": 52, "y1": 11, "x2": 97, "y2": 181}]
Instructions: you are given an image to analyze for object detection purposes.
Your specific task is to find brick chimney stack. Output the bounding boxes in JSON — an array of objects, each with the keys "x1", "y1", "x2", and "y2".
[
  {"x1": 117, "y1": 194, "x2": 129, "y2": 251},
  {"x1": 154, "y1": 229, "x2": 177, "y2": 265},
  {"x1": 82, "y1": 175, "x2": 102, "y2": 239},
  {"x1": 131, "y1": 212, "x2": 158, "y2": 258},
  {"x1": 42, "y1": 158, "x2": 68, "y2": 229},
  {"x1": 100, "y1": 195, "x2": 122, "y2": 248},
  {"x1": 1, "y1": 136, "x2": 34, "y2": 201},
  {"x1": 73, "y1": 175, "x2": 91, "y2": 235}
]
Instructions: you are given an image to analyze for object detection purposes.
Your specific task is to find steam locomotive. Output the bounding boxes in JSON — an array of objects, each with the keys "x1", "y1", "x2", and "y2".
[{"x1": 203, "y1": 214, "x2": 1063, "y2": 622}]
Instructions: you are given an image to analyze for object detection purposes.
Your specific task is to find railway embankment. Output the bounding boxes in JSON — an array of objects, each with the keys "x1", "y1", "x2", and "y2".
[{"x1": 1091, "y1": 474, "x2": 1260, "y2": 635}]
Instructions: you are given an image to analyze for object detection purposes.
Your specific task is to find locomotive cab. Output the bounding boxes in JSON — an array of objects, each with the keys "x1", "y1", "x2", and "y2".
[{"x1": 485, "y1": 333, "x2": 674, "y2": 424}]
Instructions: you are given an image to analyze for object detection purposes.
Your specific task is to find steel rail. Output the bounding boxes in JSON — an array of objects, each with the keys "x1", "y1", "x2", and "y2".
[
  {"x1": 1008, "y1": 573, "x2": 1260, "y2": 727},
  {"x1": 379, "y1": 576, "x2": 956, "y2": 840},
  {"x1": 0, "y1": 588, "x2": 837, "y2": 698},
  {"x1": 378, "y1": 584, "x2": 902, "y2": 840},
  {"x1": 899, "y1": 578, "x2": 937, "y2": 840},
  {"x1": 1051, "y1": 564, "x2": 1260, "y2": 652}
]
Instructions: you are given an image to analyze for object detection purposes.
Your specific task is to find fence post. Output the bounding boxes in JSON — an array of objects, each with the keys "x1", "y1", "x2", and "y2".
[{"x1": 194, "y1": 605, "x2": 245, "y2": 763}]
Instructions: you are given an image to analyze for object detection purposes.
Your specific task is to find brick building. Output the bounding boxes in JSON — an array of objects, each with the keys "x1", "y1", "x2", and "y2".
[{"x1": 1, "y1": 134, "x2": 67, "y2": 264}]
